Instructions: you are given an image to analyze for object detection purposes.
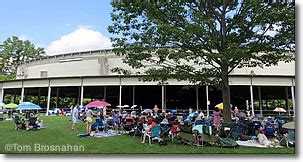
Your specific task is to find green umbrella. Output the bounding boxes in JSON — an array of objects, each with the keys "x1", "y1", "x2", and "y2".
[
  {"x1": 4, "y1": 103, "x2": 18, "y2": 109},
  {"x1": 4, "y1": 103, "x2": 18, "y2": 119}
]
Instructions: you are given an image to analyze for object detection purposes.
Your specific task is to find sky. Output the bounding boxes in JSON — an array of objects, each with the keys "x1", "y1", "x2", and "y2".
[{"x1": 0, "y1": 0, "x2": 113, "y2": 55}]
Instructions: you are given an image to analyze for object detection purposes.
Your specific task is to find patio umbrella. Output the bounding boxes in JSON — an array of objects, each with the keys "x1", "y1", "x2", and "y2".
[
  {"x1": 4, "y1": 103, "x2": 18, "y2": 109},
  {"x1": 188, "y1": 112, "x2": 199, "y2": 119},
  {"x1": 236, "y1": 111, "x2": 247, "y2": 118},
  {"x1": 131, "y1": 105, "x2": 138, "y2": 109},
  {"x1": 274, "y1": 107, "x2": 286, "y2": 116},
  {"x1": 143, "y1": 109, "x2": 152, "y2": 114},
  {"x1": 4, "y1": 103, "x2": 18, "y2": 119},
  {"x1": 282, "y1": 122, "x2": 295, "y2": 130},
  {"x1": 215, "y1": 103, "x2": 223, "y2": 110},
  {"x1": 0, "y1": 102, "x2": 5, "y2": 107},
  {"x1": 215, "y1": 103, "x2": 232, "y2": 110},
  {"x1": 16, "y1": 102, "x2": 41, "y2": 110},
  {"x1": 171, "y1": 109, "x2": 177, "y2": 113},
  {"x1": 86, "y1": 100, "x2": 111, "y2": 108}
]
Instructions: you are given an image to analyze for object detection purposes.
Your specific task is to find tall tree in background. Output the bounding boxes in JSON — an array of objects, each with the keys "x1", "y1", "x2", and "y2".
[
  {"x1": 108, "y1": 1, "x2": 295, "y2": 122},
  {"x1": 0, "y1": 36, "x2": 45, "y2": 80}
]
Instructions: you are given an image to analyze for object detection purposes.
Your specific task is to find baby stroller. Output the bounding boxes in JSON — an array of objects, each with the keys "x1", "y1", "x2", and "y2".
[
  {"x1": 14, "y1": 115, "x2": 26, "y2": 130},
  {"x1": 160, "y1": 123, "x2": 171, "y2": 144},
  {"x1": 106, "y1": 117, "x2": 115, "y2": 130},
  {"x1": 122, "y1": 117, "x2": 135, "y2": 131},
  {"x1": 91, "y1": 119, "x2": 105, "y2": 132},
  {"x1": 133, "y1": 122, "x2": 144, "y2": 138}
]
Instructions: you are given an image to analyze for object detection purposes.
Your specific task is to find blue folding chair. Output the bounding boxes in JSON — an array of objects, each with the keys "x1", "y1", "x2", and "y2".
[
  {"x1": 147, "y1": 125, "x2": 161, "y2": 145},
  {"x1": 92, "y1": 119, "x2": 105, "y2": 131},
  {"x1": 194, "y1": 120, "x2": 203, "y2": 125},
  {"x1": 264, "y1": 124, "x2": 275, "y2": 137}
]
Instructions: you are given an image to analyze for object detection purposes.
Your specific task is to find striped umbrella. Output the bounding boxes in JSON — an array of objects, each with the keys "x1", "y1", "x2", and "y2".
[
  {"x1": 16, "y1": 102, "x2": 41, "y2": 110},
  {"x1": 0, "y1": 102, "x2": 5, "y2": 107}
]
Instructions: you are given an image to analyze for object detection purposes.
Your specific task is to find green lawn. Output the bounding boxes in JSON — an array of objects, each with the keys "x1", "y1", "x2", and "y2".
[{"x1": 0, "y1": 116, "x2": 295, "y2": 154}]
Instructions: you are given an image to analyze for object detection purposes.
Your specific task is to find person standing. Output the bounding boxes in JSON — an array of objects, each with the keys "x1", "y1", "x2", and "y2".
[
  {"x1": 153, "y1": 105, "x2": 159, "y2": 116},
  {"x1": 85, "y1": 107, "x2": 95, "y2": 134},
  {"x1": 212, "y1": 107, "x2": 221, "y2": 133},
  {"x1": 61, "y1": 108, "x2": 65, "y2": 116},
  {"x1": 113, "y1": 111, "x2": 120, "y2": 130},
  {"x1": 71, "y1": 105, "x2": 79, "y2": 131}
]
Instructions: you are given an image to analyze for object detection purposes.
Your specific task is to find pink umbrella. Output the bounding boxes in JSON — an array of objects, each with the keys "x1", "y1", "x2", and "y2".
[{"x1": 86, "y1": 100, "x2": 111, "y2": 108}]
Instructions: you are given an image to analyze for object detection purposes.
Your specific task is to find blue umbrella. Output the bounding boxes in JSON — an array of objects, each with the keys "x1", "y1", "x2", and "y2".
[
  {"x1": 171, "y1": 109, "x2": 177, "y2": 114},
  {"x1": 0, "y1": 102, "x2": 5, "y2": 107},
  {"x1": 188, "y1": 112, "x2": 199, "y2": 120},
  {"x1": 16, "y1": 102, "x2": 41, "y2": 110},
  {"x1": 143, "y1": 109, "x2": 152, "y2": 114}
]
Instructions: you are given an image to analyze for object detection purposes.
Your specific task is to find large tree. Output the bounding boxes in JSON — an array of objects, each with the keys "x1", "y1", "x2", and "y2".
[
  {"x1": 0, "y1": 36, "x2": 45, "y2": 80},
  {"x1": 108, "y1": 1, "x2": 295, "y2": 122}
]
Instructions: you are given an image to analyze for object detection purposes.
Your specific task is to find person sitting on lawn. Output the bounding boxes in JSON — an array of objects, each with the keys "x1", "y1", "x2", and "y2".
[
  {"x1": 147, "y1": 114, "x2": 153, "y2": 125},
  {"x1": 257, "y1": 127, "x2": 273, "y2": 147},
  {"x1": 170, "y1": 118, "x2": 180, "y2": 138},
  {"x1": 141, "y1": 119, "x2": 159, "y2": 144}
]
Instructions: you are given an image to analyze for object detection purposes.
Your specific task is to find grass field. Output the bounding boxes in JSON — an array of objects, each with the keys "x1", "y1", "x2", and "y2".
[{"x1": 0, "y1": 116, "x2": 295, "y2": 154}]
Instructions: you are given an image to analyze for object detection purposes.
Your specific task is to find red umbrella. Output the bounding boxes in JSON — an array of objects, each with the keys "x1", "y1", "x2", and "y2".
[{"x1": 86, "y1": 100, "x2": 111, "y2": 108}]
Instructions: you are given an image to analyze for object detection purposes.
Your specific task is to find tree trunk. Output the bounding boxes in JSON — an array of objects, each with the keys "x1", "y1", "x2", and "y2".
[{"x1": 221, "y1": 66, "x2": 232, "y2": 123}]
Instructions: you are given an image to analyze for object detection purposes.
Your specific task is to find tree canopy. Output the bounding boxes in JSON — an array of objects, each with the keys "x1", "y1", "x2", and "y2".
[
  {"x1": 0, "y1": 36, "x2": 45, "y2": 80},
  {"x1": 108, "y1": 1, "x2": 295, "y2": 122}
]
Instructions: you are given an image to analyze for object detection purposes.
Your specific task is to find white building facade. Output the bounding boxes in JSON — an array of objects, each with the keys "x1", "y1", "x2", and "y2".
[{"x1": 0, "y1": 49, "x2": 296, "y2": 117}]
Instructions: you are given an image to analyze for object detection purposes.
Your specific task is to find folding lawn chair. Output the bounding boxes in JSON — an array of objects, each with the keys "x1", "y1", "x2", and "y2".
[
  {"x1": 133, "y1": 123, "x2": 144, "y2": 140},
  {"x1": 264, "y1": 123, "x2": 276, "y2": 137},
  {"x1": 192, "y1": 125, "x2": 204, "y2": 148},
  {"x1": 147, "y1": 125, "x2": 161, "y2": 145}
]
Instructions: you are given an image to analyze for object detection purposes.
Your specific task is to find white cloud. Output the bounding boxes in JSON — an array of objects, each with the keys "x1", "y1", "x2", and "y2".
[
  {"x1": 18, "y1": 35, "x2": 29, "y2": 41},
  {"x1": 46, "y1": 27, "x2": 112, "y2": 55}
]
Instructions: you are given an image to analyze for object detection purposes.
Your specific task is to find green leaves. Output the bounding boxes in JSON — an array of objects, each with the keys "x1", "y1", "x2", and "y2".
[
  {"x1": 109, "y1": 1, "x2": 294, "y2": 122},
  {"x1": 109, "y1": 2, "x2": 294, "y2": 84},
  {"x1": 0, "y1": 36, "x2": 45, "y2": 80}
]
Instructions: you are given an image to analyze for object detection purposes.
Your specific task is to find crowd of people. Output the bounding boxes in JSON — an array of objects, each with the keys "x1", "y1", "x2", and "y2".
[
  {"x1": 67, "y1": 104, "x2": 293, "y2": 148},
  {"x1": 14, "y1": 111, "x2": 43, "y2": 130}
]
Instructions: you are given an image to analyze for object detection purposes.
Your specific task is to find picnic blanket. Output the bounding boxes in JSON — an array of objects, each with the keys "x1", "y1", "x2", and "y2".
[
  {"x1": 236, "y1": 140, "x2": 268, "y2": 148},
  {"x1": 90, "y1": 131, "x2": 121, "y2": 138}
]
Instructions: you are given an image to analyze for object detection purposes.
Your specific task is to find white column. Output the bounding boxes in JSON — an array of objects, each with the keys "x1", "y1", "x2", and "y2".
[
  {"x1": 119, "y1": 76, "x2": 122, "y2": 106},
  {"x1": 286, "y1": 87, "x2": 291, "y2": 116},
  {"x1": 250, "y1": 84, "x2": 255, "y2": 117},
  {"x1": 46, "y1": 80, "x2": 51, "y2": 116},
  {"x1": 161, "y1": 85, "x2": 166, "y2": 112},
  {"x1": 80, "y1": 78, "x2": 84, "y2": 106},
  {"x1": 0, "y1": 88, "x2": 4, "y2": 103},
  {"x1": 196, "y1": 86, "x2": 199, "y2": 111},
  {"x1": 258, "y1": 86, "x2": 262, "y2": 115},
  {"x1": 56, "y1": 88, "x2": 60, "y2": 107},
  {"x1": 37, "y1": 88, "x2": 41, "y2": 106},
  {"x1": 291, "y1": 78, "x2": 295, "y2": 117},
  {"x1": 20, "y1": 80, "x2": 24, "y2": 103},
  {"x1": 104, "y1": 86, "x2": 106, "y2": 100},
  {"x1": 132, "y1": 85, "x2": 135, "y2": 105},
  {"x1": 206, "y1": 85, "x2": 209, "y2": 117}
]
